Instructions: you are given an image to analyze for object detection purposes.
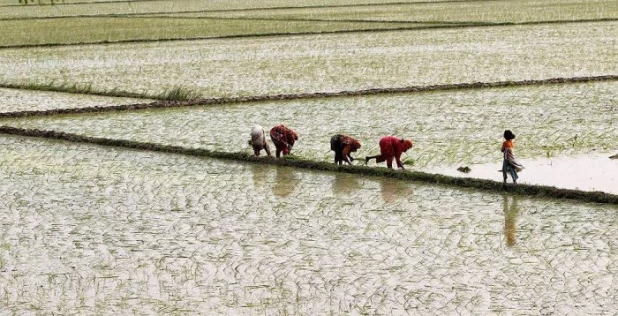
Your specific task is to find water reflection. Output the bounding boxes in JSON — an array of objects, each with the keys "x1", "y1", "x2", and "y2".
[
  {"x1": 378, "y1": 178, "x2": 414, "y2": 203},
  {"x1": 272, "y1": 166, "x2": 301, "y2": 198},
  {"x1": 331, "y1": 173, "x2": 362, "y2": 196},
  {"x1": 250, "y1": 163, "x2": 270, "y2": 189},
  {"x1": 503, "y1": 195, "x2": 520, "y2": 247}
]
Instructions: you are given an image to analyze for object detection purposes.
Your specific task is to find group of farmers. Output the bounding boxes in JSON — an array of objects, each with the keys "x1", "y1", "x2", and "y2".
[
  {"x1": 250, "y1": 124, "x2": 522, "y2": 183},
  {"x1": 249, "y1": 124, "x2": 414, "y2": 170}
]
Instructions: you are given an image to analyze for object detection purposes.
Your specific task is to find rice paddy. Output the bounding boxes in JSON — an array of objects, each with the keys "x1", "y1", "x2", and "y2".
[
  {"x1": 2, "y1": 135, "x2": 618, "y2": 314},
  {"x1": 0, "y1": 87, "x2": 151, "y2": 112},
  {"x1": 1, "y1": 21, "x2": 616, "y2": 98},
  {"x1": 1, "y1": 0, "x2": 618, "y2": 314},
  {"x1": 4, "y1": 81, "x2": 617, "y2": 168}
]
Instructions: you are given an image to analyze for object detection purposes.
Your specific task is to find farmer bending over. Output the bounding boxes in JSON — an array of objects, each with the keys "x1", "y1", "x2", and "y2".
[
  {"x1": 330, "y1": 134, "x2": 361, "y2": 165},
  {"x1": 270, "y1": 124, "x2": 298, "y2": 158},
  {"x1": 249, "y1": 125, "x2": 271, "y2": 156},
  {"x1": 365, "y1": 136, "x2": 413, "y2": 169}
]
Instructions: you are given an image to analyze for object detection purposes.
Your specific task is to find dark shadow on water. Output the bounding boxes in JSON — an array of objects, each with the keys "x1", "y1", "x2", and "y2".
[
  {"x1": 378, "y1": 178, "x2": 414, "y2": 203},
  {"x1": 331, "y1": 173, "x2": 362, "y2": 196},
  {"x1": 272, "y1": 166, "x2": 301, "y2": 198},
  {"x1": 503, "y1": 195, "x2": 520, "y2": 248}
]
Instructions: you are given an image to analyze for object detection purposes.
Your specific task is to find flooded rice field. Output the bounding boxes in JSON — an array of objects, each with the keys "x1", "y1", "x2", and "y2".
[
  {"x1": 1, "y1": 135, "x2": 618, "y2": 314},
  {"x1": 0, "y1": 17, "x2": 420, "y2": 48},
  {"x1": 427, "y1": 153, "x2": 618, "y2": 194},
  {"x1": 0, "y1": 88, "x2": 150, "y2": 113},
  {"x1": 0, "y1": 0, "x2": 426, "y2": 19},
  {"x1": 0, "y1": 21, "x2": 616, "y2": 98},
  {"x1": 5, "y1": 81, "x2": 617, "y2": 170},
  {"x1": 193, "y1": 0, "x2": 617, "y2": 23}
]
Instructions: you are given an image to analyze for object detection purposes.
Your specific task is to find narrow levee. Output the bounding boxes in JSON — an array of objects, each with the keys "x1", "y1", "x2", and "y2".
[{"x1": 1, "y1": 126, "x2": 616, "y2": 204}]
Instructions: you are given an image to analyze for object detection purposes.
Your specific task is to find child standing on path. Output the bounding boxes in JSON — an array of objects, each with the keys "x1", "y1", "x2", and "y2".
[{"x1": 501, "y1": 130, "x2": 524, "y2": 184}]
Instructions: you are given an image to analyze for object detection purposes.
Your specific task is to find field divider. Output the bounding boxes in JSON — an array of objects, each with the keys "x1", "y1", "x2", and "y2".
[
  {"x1": 1, "y1": 125, "x2": 617, "y2": 205},
  {"x1": 2, "y1": 75, "x2": 618, "y2": 119}
]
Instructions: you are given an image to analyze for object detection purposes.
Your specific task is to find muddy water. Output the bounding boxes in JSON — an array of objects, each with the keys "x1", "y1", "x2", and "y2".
[
  {"x1": 427, "y1": 153, "x2": 618, "y2": 194},
  {"x1": 1, "y1": 135, "x2": 618, "y2": 314},
  {"x1": 0, "y1": 88, "x2": 151, "y2": 113}
]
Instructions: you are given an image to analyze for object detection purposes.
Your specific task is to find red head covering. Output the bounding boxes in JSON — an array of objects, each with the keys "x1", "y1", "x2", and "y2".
[{"x1": 402, "y1": 139, "x2": 413, "y2": 151}]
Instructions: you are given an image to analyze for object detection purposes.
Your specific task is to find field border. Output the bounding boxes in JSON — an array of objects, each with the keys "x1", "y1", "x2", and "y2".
[
  {"x1": 1, "y1": 125, "x2": 617, "y2": 205},
  {"x1": 1, "y1": 75, "x2": 617, "y2": 119}
]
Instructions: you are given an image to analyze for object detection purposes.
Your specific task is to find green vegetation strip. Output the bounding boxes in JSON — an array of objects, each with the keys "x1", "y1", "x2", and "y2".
[
  {"x1": 1, "y1": 75, "x2": 617, "y2": 119},
  {"x1": 1, "y1": 17, "x2": 616, "y2": 50},
  {"x1": 1, "y1": 125, "x2": 616, "y2": 204},
  {"x1": 0, "y1": 82, "x2": 199, "y2": 101}
]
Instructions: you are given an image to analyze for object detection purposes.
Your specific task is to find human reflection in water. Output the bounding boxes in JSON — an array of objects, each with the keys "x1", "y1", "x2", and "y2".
[
  {"x1": 503, "y1": 195, "x2": 520, "y2": 247},
  {"x1": 250, "y1": 163, "x2": 270, "y2": 189},
  {"x1": 272, "y1": 166, "x2": 301, "y2": 198},
  {"x1": 331, "y1": 173, "x2": 362, "y2": 196},
  {"x1": 378, "y1": 178, "x2": 414, "y2": 203}
]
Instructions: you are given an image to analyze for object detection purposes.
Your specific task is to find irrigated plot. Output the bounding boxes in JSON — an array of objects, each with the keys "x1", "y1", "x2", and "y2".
[
  {"x1": 1, "y1": 135, "x2": 617, "y2": 314},
  {"x1": 0, "y1": 0, "x2": 447, "y2": 19},
  {"x1": 5, "y1": 81, "x2": 617, "y2": 168},
  {"x1": 0, "y1": 87, "x2": 151, "y2": 113},
  {"x1": 0, "y1": 16, "x2": 424, "y2": 47},
  {"x1": 427, "y1": 153, "x2": 618, "y2": 194},
  {"x1": 0, "y1": 21, "x2": 615, "y2": 98},
  {"x1": 187, "y1": 0, "x2": 618, "y2": 23}
]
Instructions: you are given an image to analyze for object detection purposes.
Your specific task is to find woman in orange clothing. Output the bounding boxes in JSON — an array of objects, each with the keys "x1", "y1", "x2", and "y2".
[
  {"x1": 365, "y1": 136, "x2": 414, "y2": 169},
  {"x1": 501, "y1": 130, "x2": 524, "y2": 184},
  {"x1": 270, "y1": 124, "x2": 298, "y2": 158},
  {"x1": 330, "y1": 134, "x2": 361, "y2": 165}
]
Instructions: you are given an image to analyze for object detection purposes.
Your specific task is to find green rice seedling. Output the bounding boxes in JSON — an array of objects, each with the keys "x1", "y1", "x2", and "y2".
[
  {"x1": 158, "y1": 86, "x2": 202, "y2": 101},
  {"x1": 402, "y1": 157, "x2": 415, "y2": 166},
  {"x1": 457, "y1": 166, "x2": 471, "y2": 173}
]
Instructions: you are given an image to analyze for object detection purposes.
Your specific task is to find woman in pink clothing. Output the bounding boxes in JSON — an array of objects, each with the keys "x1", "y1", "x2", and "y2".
[{"x1": 365, "y1": 136, "x2": 414, "y2": 169}]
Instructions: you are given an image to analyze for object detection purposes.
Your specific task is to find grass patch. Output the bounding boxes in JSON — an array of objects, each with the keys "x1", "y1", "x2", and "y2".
[{"x1": 157, "y1": 86, "x2": 201, "y2": 101}]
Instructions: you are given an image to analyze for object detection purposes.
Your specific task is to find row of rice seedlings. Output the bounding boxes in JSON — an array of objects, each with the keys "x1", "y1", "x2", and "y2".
[
  {"x1": 2, "y1": 75, "x2": 615, "y2": 119},
  {"x1": 1, "y1": 125, "x2": 616, "y2": 204},
  {"x1": 192, "y1": 0, "x2": 618, "y2": 24},
  {"x1": 0, "y1": 87, "x2": 155, "y2": 113},
  {"x1": 1, "y1": 20, "x2": 614, "y2": 98},
  {"x1": 0, "y1": 13, "x2": 439, "y2": 49},
  {"x1": 12, "y1": 14, "x2": 613, "y2": 50},
  {"x1": 0, "y1": 81, "x2": 202, "y2": 101}
]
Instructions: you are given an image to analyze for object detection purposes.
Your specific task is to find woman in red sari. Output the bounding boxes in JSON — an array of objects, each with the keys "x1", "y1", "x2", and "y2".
[
  {"x1": 270, "y1": 124, "x2": 298, "y2": 158},
  {"x1": 365, "y1": 136, "x2": 413, "y2": 169}
]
